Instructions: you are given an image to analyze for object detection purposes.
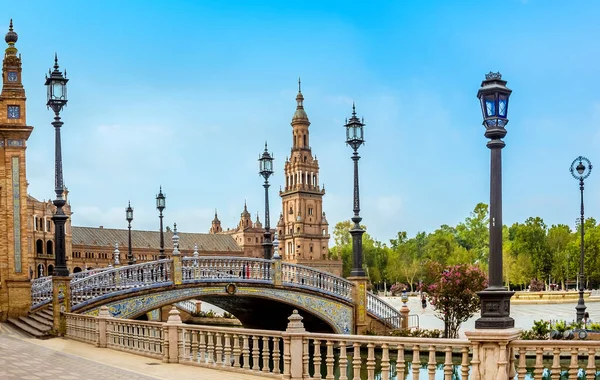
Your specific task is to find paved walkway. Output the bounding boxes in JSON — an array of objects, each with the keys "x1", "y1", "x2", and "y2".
[{"x1": 0, "y1": 324, "x2": 266, "y2": 380}]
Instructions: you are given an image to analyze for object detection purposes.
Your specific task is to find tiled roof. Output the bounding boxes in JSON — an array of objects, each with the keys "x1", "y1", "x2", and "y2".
[{"x1": 72, "y1": 226, "x2": 241, "y2": 253}]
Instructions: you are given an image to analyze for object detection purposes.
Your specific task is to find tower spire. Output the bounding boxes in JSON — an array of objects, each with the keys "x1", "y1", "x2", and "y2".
[
  {"x1": 298, "y1": 77, "x2": 301, "y2": 93},
  {"x1": 5, "y1": 19, "x2": 18, "y2": 54}
]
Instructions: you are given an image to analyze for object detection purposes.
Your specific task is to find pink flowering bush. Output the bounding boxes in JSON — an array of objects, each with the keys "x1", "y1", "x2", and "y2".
[
  {"x1": 389, "y1": 282, "x2": 409, "y2": 296},
  {"x1": 426, "y1": 263, "x2": 488, "y2": 338}
]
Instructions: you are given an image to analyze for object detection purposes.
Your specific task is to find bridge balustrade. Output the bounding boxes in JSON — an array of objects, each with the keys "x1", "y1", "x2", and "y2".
[
  {"x1": 367, "y1": 293, "x2": 403, "y2": 328},
  {"x1": 31, "y1": 277, "x2": 53, "y2": 309},
  {"x1": 181, "y1": 256, "x2": 273, "y2": 283},
  {"x1": 281, "y1": 262, "x2": 354, "y2": 301},
  {"x1": 70, "y1": 259, "x2": 173, "y2": 307}
]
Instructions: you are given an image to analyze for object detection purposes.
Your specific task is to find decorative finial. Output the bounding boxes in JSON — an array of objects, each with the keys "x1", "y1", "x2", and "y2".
[
  {"x1": 298, "y1": 77, "x2": 301, "y2": 93},
  {"x1": 215, "y1": 208, "x2": 218, "y2": 217},
  {"x1": 5, "y1": 18, "x2": 18, "y2": 47},
  {"x1": 352, "y1": 102, "x2": 356, "y2": 116},
  {"x1": 54, "y1": 52, "x2": 59, "y2": 68},
  {"x1": 173, "y1": 222, "x2": 177, "y2": 233},
  {"x1": 265, "y1": 141, "x2": 268, "y2": 151},
  {"x1": 485, "y1": 71, "x2": 502, "y2": 80},
  {"x1": 193, "y1": 244, "x2": 199, "y2": 258}
]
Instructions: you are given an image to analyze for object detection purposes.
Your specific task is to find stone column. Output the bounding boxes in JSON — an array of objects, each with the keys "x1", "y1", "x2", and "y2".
[
  {"x1": 284, "y1": 310, "x2": 306, "y2": 380},
  {"x1": 349, "y1": 276, "x2": 368, "y2": 334},
  {"x1": 164, "y1": 307, "x2": 182, "y2": 363},
  {"x1": 465, "y1": 328, "x2": 521, "y2": 380},
  {"x1": 97, "y1": 305, "x2": 111, "y2": 348},
  {"x1": 51, "y1": 276, "x2": 71, "y2": 335}
]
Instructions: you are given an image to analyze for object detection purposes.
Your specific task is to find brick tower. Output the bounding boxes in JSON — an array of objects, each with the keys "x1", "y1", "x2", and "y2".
[
  {"x1": 0, "y1": 20, "x2": 33, "y2": 319},
  {"x1": 277, "y1": 81, "x2": 341, "y2": 275}
]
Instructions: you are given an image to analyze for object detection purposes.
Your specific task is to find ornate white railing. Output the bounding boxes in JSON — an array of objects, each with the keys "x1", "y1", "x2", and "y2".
[
  {"x1": 181, "y1": 256, "x2": 273, "y2": 283},
  {"x1": 31, "y1": 277, "x2": 53, "y2": 308},
  {"x1": 71, "y1": 267, "x2": 111, "y2": 281},
  {"x1": 281, "y1": 262, "x2": 354, "y2": 301},
  {"x1": 175, "y1": 300, "x2": 198, "y2": 315},
  {"x1": 106, "y1": 319, "x2": 164, "y2": 359},
  {"x1": 367, "y1": 292, "x2": 403, "y2": 328},
  {"x1": 70, "y1": 259, "x2": 172, "y2": 307}
]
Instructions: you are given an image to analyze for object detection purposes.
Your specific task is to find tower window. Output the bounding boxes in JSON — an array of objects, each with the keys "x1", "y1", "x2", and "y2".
[
  {"x1": 303, "y1": 135, "x2": 307, "y2": 147},
  {"x1": 308, "y1": 208, "x2": 313, "y2": 216}
]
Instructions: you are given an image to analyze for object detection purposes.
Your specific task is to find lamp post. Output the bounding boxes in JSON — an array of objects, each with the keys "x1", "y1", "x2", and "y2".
[
  {"x1": 45, "y1": 54, "x2": 69, "y2": 277},
  {"x1": 475, "y1": 72, "x2": 515, "y2": 329},
  {"x1": 570, "y1": 156, "x2": 592, "y2": 322},
  {"x1": 258, "y1": 142, "x2": 274, "y2": 259},
  {"x1": 126, "y1": 201, "x2": 134, "y2": 265},
  {"x1": 345, "y1": 103, "x2": 366, "y2": 277},
  {"x1": 156, "y1": 187, "x2": 166, "y2": 259}
]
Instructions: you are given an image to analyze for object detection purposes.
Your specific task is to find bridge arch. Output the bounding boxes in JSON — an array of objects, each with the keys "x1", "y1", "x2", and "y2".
[{"x1": 78, "y1": 283, "x2": 353, "y2": 334}]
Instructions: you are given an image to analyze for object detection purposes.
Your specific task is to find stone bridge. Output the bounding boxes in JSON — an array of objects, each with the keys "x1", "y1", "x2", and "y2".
[{"x1": 31, "y1": 256, "x2": 403, "y2": 334}]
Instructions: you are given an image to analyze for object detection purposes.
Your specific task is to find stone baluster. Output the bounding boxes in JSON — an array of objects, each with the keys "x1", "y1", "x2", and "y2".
[
  {"x1": 569, "y1": 348, "x2": 579, "y2": 379},
  {"x1": 338, "y1": 341, "x2": 348, "y2": 380},
  {"x1": 533, "y1": 347, "x2": 544, "y2": 379},
  {"x1": 312, "y1": 339, "x2": 321, "y2": 378},
  {"x1": 283, "y1": 334, "x2": 291, "y2": 379},
  {"x1": 412, "y1": 345, "x2": 421, "y2": 380},
  {"x1": 215, "y1": 332, "x2": 223, "y2": 365},
  {"x1": 586, "y1": 348, "x2": 596, "y2": 380},
  {"x1": 428, "y1": 345, "x2": 436, "y2": 380},
  {"x1": 262, "y1": 336, "x2": 271, "y2": 372},
  {"x1": 397, "y1": 344, "x2": 406, "y2": 380},
  {"x1": 198, "y1": 331, "x2": 206, "y2": 364},
  {"x1": 325, "y1": 340, "x2": 334, "y2": 380},
  {"x1": 352, "y1": 342, "x2": 361, "y2": 380},
  {"x1": 460, "y1": 346, "x2": 470, "y2": 380},
  {"x1": 273, "y1": 337, "x2": 281, "y2": 374},
  {"x1": 223, "y1": 333, "x2": 232, "y2": 367},
  {"x1": 242, "y1": 335, "x2": 250, "y2": 369},
  {"x1": 443, "y1": 346, "x2": 453, "y2": 380},
  {"x1": 550, "y1": 347, "x2": 561, "y2": 379},
  {"x1": 366, "y1": 343, "x2": 376, "y2": 380},
  {"x1": 252, "y1": 335, "x2": 260, "y2": 370},
  {"x1": 206, "y1": 332, "x2": 215, "y2": 364},
  {"x1": 232, "y1": 334, "x2": 241, "y2": 368},
  {"x1": 190, "y1": 331, "x2": 198, "y2": 363},
  {"x1": 381, "y1": 343, "x2": 390, "y2": 380},
  {"x1": 516, "y1": 347, "x2": 526, "y2": 380}
]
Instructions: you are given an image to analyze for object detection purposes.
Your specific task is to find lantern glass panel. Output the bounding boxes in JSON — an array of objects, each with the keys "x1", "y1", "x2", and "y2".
[
  {"x1": 484, "y1": 94, "x2": 496, "y2": 117},
  {"x1": 157, "y1": 196, "x2": 166, "y2": 209},
  {"x1": 126, "y1": 209, "x2": 133, "y2": 220},
  {"x1": 265, "y1": 159, "x2": 272, "y2": 172},
  {"x1": 52, "y1": 82, "x2": 64, "y2": 100},
  {"x1": 498, "y1": 94, "x2": 508, "y2": 117}
]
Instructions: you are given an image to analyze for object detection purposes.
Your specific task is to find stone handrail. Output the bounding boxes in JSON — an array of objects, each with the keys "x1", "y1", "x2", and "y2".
[
  {"x1": 510, "y1": 339, "x2": 600, "y2": 379},
  {"x1": 175, "y1": 300, "x2": 198, "y2": 315},
  {"x1": 367, "y1": 292, "x2": 403, "y2": 327},
  {"x1": 70, "y1": 267, "x2": 111, "y2": 281},
  {"x1": 70, "y1": 259, "x2": 173, "y2": 308},
  {"x1": 281, "y1": 262, "x2": 354, "y2": 301},
  {"x1": 181, "y1": 256, "x2": 273, "y2": 283},
  {"x1": 179, "y1": 323, "x2": 284, "y2": 377},
  {"x1": 31, "y1": 277, "x2": 53, "y2": 309},
  {"x1": 65, "y1": 313, "x2": 99, "y2": 345},
  {"x1": 106, "y1": 318, "x2": 164, "y2": 359}
]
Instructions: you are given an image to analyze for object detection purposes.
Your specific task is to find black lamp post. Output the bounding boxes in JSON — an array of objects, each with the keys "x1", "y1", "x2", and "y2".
[
  {"x1": 570, "y1": 156, "x2": 592, "y2": 322},
  {"x1": 45, "y1": 54, "x2": 69, "y2": 277},
  {"x1": 345, "y1": 103, "x2": 366, "y2": 277},
  {"x1": 475, "y1": 72, "x2": 515, "y2": 329},
  {"x1": 259, "y1": 142, "x2": 274, "y2": 259},
  {"x1": 156, "y1": 187, "x2": 166, "y2": 259},
  {"x1": 126, "y1": 201, "x2": 134, "y2": 265}
]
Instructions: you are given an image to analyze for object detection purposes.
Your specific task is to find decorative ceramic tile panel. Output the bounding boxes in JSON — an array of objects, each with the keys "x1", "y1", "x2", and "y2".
[
  {"x1": 83, "y1": 285, "x2": 353, "y2": 334},
  {"x1": 7, "y1": 139, "x2": 24, "y2": 147},
  {"x1": 12, "y1": 157, "x2": 21, "y2": 272}
]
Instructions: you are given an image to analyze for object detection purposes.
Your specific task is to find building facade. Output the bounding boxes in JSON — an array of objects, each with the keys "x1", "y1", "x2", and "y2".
[{"x1": 0, "y1": 21, "x2": 34, "y2": 319}]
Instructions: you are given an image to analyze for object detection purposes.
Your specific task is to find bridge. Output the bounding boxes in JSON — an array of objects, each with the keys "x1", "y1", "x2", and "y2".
[{"x1": 30, "y1": 256, "x2": 405, "y2": 334}]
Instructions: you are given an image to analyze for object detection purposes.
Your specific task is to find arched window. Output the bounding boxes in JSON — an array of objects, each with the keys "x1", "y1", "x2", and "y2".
[
  {"x1": 48, "y1": 265, "x2": 54, "y2": 275},
  {"x1": 46, "y1": 240, "x2": 54, "y2": 256},
  {"x1": 73, "y1": 267, "x2": 82, "y2": 273},
  {"x1": 303, "y1": 134, "x2": 307, "y2": 147},
  {"x1": 36, "y1": 239, "x2": 43, "y2": 254}
]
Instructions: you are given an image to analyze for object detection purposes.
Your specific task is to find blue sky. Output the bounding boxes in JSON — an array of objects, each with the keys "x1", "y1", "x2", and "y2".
[{"x1": 8, "y1": 0, "x2": 600, "y2": 244}]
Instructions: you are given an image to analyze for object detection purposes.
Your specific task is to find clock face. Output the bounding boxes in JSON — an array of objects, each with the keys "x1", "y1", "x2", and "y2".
[
  {"x1": 7, "y1": 105, "x2": 20, "y2": 119},
  {"x1": 7, "y1": 71, "x2": 17, "y2": 82}
]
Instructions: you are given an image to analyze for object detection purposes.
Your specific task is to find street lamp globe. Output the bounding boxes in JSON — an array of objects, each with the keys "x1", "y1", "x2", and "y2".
[
  {"x1": 126, "y1": 202, "x2": 134, "y2": 223},
  {"x1": 156, "y1": 187, "x2": 166, "y2": 211},
  {"x1": 259, "y1": 142, "x2": 274, "y2": 180},
  {"x1": 477, "y1": 72, "x2": 511, "y2": 130},
  {"x1": 45, "y1": 53, "x2": 68, "y2": 114},
  {"x1": 570, "y1": 157, "x2": 592, "y2": 181},
  {"x1": 345, "y1": 103, "x2": 365, "y2": 151}
]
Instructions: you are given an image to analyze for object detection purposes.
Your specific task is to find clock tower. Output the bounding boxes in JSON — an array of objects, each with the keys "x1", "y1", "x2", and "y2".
[
  {"x1": 0, "y1": 20, "x2": 33, "y2": 319},
  {"x1": 277, "y1": 81, "x2": 341, "y2": 275}
]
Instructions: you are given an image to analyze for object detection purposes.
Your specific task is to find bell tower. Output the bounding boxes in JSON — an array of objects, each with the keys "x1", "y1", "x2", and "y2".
[
  {"x1": 209, "y1": 209, "x2": 222, "y2": 234},
  {"x1": 0, "y1": 19, "x2": 34, "y2": 319},
  {"x1": 278, "y1": 81, "x2": 339, "y2": 275}
]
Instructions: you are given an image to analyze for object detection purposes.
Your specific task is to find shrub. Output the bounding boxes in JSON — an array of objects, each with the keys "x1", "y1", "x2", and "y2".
[
  {"x1": 529, "y1": 279, "x2": 545, "y2": 292},
  {"x1": 390, "y1": 328, "x2": 443, "y2": 338}
]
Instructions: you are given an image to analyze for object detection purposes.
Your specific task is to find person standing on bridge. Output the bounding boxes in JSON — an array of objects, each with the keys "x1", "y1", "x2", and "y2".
[{"x1": 421, "y1": 295, "x2": 427, "y2": 313}]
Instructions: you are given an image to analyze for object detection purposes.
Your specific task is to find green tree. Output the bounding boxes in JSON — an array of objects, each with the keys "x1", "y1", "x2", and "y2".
[
  {"x1": 547, "y1": 224, "x2": 573, "y2": 289},
  {"x1": 456, "y1": 203, "x2": 489, "y2": 264},
  {"x1": 509, "y1": 217, "x2": 550, "y2": 283},
  {"x1": 426, "y1": 263, "x2": 488, "y2": 338}
]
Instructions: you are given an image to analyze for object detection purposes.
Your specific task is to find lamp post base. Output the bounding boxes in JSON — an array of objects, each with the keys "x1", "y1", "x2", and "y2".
[
  {"x1": 475, "y1": 289, "x2": 515, "y2": 329},
  {"x1": 576, "y1": 290, "x2": 586, "y2": 323}
]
